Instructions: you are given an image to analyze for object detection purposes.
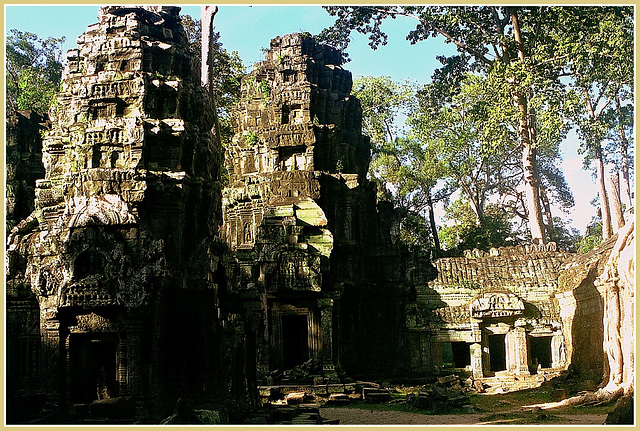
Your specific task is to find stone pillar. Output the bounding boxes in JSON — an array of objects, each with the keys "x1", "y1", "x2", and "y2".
[
  {"x1": 470, "y1": 343, "x2": 483, "y2": 378},
  {"x1": 125, "y1": 322, "x2": 144, "y2": 397},
  {"x1": 41, "y1": 316, "x2": 63, "y2": 406},
  {"x1": 510, "y1": 326, "x2": 529, "y2": 375},
  {"x1": 470, "y1": 320, "x2": 483, "y2": 377},
  {"x1": 551, "y1": 333, "x2": 567, "y2": 369},
  {"x1": 318, "y1": 297, "x2": 338, "y2": 378}
]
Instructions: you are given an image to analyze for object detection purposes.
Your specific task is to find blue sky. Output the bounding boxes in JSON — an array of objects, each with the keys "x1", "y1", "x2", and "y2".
[{"x1": 5, "y1": 5, "x2": 600, "y2": 234}]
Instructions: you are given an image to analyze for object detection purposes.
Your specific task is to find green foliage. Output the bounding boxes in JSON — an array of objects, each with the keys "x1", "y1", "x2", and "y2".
[
  {"x1": 320, "y1": 6, "x2": 636, "y2": 243},
  {"x1": 352, "y1": 76, "x2": 415, "y2": 148},
  {"x1": 557, "y1": 7, "x2": 634, "y2": 171},
  {"x1": 6, "y1": 29, "x2": 65, "y2": 113},
  {"x1": 439, "y1": 199, "x2": 520, "y2": 252},
  {"x1": 409, "y1": 73, "x2": 520, "y2": 226},
  {"x1": 576, "y1": 214, "x2": 604, "y2": 254},
  {"x1": 244, "y1": 132, "x2": 259, "y2": 146},
  {"x1": 353, "y1": 75, "x2": 444, "y2": 250},
  {"x1": 259, "y1": 80, "x2": 271, "y2": 100},
  {"x1": 546, "y1": 217, "x2": 581, "y2": 252}
]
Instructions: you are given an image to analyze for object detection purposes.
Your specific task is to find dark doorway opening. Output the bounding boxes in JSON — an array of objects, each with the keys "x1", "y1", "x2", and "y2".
[
  {"x1": 529, "y1": 336, "x2": 552, "y2": 369},
  {"x1": 69, "y1": 333, "x2": 118, "y2": 403},
  {"x1": 281, "y1": 314, "x2": 309, "y2": 370},
  {"x1": 488, "y1": 334, "x2": 506, "y2": 372},
  {"x1": 452, "y1": 342, "x2": 471, "y2": 368}
]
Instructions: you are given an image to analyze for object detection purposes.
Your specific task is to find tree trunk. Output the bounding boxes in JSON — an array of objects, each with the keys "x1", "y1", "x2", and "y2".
[
  {"x1": 520, "y1": 140, "x2": 546, "y2": 244},
  {"x1": 595, "y1": 146, "x2": 613, "y2": 241},
  {"x1": 615, "y1": 95, "x2": 633, "y2": 207},
  {"x1": 200, "y1": 5, "x2": 219, "y2": 89},
  {"x1": 597, "y1": 219, "x2": 635, "y2": 396},
  {"x1": 511, "y1": 10, "x2": 546, "y2": 244},
  {"x1": 426, "y1": 189, "x2": 441, "y2": 253},
  {"x1": 540, "y1": 186, "x2": 554, "y2": 232},
  {"x1": 608, "y1": 171, "x2": 625, "y2": 232}
]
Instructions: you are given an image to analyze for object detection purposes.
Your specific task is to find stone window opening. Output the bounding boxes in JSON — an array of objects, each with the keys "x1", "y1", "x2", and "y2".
[
  {"x1": 282, "y1": 70, "x2": 296, "y2": 83},
  {"x1": 278, "y1": 146, "x2": 306, "y2": 171},
  {"x1": 441, "y1": 341, "x2": 472, "y2": 368},
  {"x1": 74, "y1": 250, "x2": 107, "y2": 280},
  {"x1": 281, "y1": 105, "x2": 290, "y2": 124}
]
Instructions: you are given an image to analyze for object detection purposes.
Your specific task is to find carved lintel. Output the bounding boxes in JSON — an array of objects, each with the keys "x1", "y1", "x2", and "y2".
[{"x1": 470, "y1": 292, "x2": 525, "y2": 319}]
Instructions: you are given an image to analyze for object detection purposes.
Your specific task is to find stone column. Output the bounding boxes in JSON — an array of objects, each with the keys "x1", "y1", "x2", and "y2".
[
  {"x1": 470, "y1": 343, "x2": 483, "y2": 378},
  {"x1": 41, "y1": 316, "x2": 63, "y2": 406},
  {"x1": 551, "y1": 333, "x2": 567, "y2": 369},
  {"x1": 510, "y1": 326, "x2": 529, "y2": 375},
  {"x1": 318, "y1": 297, "x2": 338, "y2": 379},
  {"x1": 470, "y1": 320, "x2": 483, "y2": 378},
  {"x1": 125, "y1": 322, "x2": 143, "y2": 397}
]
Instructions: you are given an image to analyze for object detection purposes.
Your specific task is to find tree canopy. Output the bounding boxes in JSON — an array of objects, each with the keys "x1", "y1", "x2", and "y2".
[
  {"x1": 6, "y1": 29, "x2": 65, "y2": 113},
  {"x1": 320, "y1": 5, "x2": 634, "y2": 251}
]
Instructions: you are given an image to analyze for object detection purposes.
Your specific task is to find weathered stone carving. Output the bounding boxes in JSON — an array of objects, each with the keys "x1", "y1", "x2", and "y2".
[
  {"x1": 408, "y1": 246, "x2": 571, "y2": 379},
  {"x1": 5, "y1": 111, "x2": 48, "y2": 234},
  {"x1": 6, "y1": 6, "x2": 230, "y2": 421},
  {"x1": 222, "y1": 33, "x2": 419, "y2": 382},
  {"x1": 470, "y1": 292, "x2": 525, "y2": 319}
]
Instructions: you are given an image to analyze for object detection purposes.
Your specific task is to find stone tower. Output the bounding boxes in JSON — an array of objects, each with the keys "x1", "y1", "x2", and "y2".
[
  {"x1": 6, "y1": 6, "x2": 230, "y2": 421},
  {"x1": 222, "y1": 33, "x2": 414, "y2": 383}
]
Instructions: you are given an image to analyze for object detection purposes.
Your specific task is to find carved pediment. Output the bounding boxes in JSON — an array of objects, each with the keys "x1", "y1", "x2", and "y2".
[{"x1": 470, "y1": 292, "x2": 525, "y2": 319}]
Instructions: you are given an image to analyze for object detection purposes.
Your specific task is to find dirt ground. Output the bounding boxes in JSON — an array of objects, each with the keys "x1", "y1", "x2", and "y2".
[{"x1": 319, "y1": 406, "x2": 607, "y2": 425}]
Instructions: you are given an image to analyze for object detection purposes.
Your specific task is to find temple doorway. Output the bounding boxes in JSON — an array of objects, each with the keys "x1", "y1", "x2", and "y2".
[
  {"x1": 452, "y1": 342, "x2": 471, "y2": 368},
  {"x1": 281, "y1": 314, "x2": 309, "y2": 369},
  {"x1": 529, "y1": 336, "x2": 552, "y2": 369},
  {"x1": 488, "y1": 334, "x2": 506, "y2": 372},
  {"x1": 69, "y1": 333, "x2": 118, "y2": 403}
]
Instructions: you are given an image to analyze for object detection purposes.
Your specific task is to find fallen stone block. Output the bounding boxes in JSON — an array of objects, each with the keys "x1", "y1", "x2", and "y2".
[
  {"x1": 407, "y1": 393, "x2": 432, "y2": 410},
  {"x1": 362, "y1": 387, "x2": 391, "y2": 403},
  {"x1": 447, "y1": 393, "x2": 470, "y2": 408},
  {"x1": 326, "y1": 393, "x2": 351, "y2": 405},
  {"x1": 437, "y1": 374, "x2": 458, "y2": 385},
  {"x1": 285, "y1": 392, "x2": 308, "y2": 405}
]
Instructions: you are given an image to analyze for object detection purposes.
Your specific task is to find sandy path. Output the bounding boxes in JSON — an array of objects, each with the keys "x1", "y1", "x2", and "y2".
[{"x1": 319, "y1": 407, "x2": 607, "y2": 425}]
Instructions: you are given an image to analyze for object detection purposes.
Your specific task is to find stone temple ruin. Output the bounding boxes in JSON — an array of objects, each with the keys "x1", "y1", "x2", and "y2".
[{"x1": 5, "y1": 5, "x2": 635, "y2": 424}]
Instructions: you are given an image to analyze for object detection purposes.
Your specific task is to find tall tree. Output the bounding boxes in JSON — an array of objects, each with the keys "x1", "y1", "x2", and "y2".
[
  {"x1": 352, "y1": 76, "x2": 444, "y2": 250},
  {"x1": 557, "y1": 6, "x2": 634, "y2": 241},
  {"x1": 181, "y1": 14, "x2": 245, "y2": 146},
  {"x1": 409, "y1": 73, "x2": 520, "y2": 229},
  {"x1": 610, "y1": 94, "x2": 634, "y2": 208},
  {"x1": 319, "y1": 6, "x2": 608, "y2": 244},
  {"x1": 6, "y1": 29, "x2": 65, "y2": 113}
]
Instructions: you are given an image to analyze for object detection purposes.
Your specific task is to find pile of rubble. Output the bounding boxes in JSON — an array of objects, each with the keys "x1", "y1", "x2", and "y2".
[{"x1": 406, "y1": 375, "x2": 472, "y2": 412}]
